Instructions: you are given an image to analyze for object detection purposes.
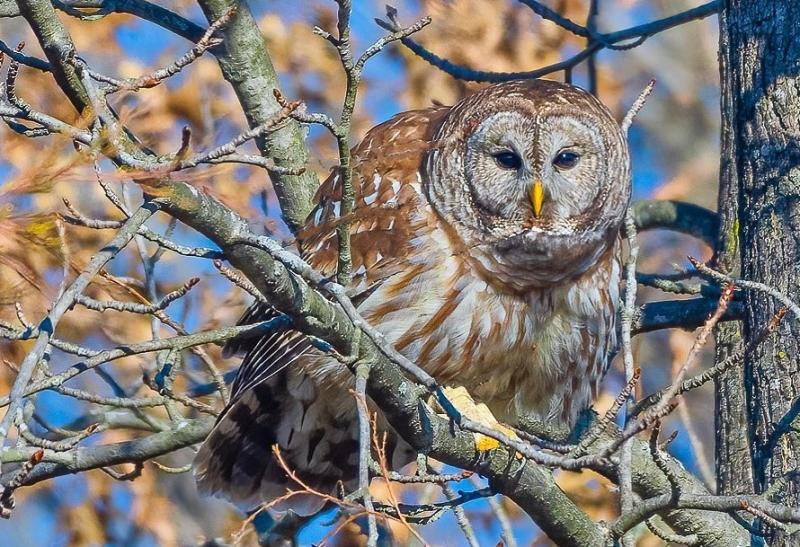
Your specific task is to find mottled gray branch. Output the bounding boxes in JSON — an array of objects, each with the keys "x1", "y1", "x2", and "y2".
[
  {"x1": 17, "y1": 0, "x2": 91, "y2": 110},
  {"x1": 633, "y1": 199, "x2": 719, "y2": 246},
  {"x1": 618, "y1": 211, "x2": 639, "y2": 545},
  {"x1": 0, "y1": 417, "x2": 214, "y2": 486},
  {"x1": 196, "y1": 0, "x2": 319, "y2": 233}
]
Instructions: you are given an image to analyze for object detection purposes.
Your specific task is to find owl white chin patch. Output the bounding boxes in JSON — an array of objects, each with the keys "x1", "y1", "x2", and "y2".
[{"x1": 528, "y1": 223, "x2": 575, "y2": 236}]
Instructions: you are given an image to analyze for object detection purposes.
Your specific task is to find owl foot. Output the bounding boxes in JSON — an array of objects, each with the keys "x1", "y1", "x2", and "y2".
[{"x1": 439, "y1": 386, "x2": 519, "y2": 453}]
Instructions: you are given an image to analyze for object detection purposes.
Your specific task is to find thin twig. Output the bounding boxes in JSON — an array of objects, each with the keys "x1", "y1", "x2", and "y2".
[
  {"x1": 0, "y1": 449, "x2": 43, "y2": 518},
  {"x1": 443, "y1": 483, "x2": 480, "y2": 547},
  {"x1": 307, "y1": 2, "x2": 430, "y2": 286},
  {"x1": 572, "y1": 368, "x2": 640, "y2": 457},
  {"x1": 73, "y1": 278, "x2": 199, "y2": 314},
  {"x1": 353, "y1": 362, "x2": 378, "y2": 547},
  {"x1": 0, "y1": 317, "x2": 290, "y2": 406},
  {"x1": 633, "y1": 307, "x2": 786, "y2": 415},
  {"x1": 618, "y1": 210, "x2": 639, "y2": 545},
  {"x1": 690, "y1": 257, "x2": 800, "y2": 320},
  {"x1": 106, "y1": 6, "x2": 235, "y2": 91},
  {"x1": 622, "y1": 80, "x2": 656, "y2": 134}
]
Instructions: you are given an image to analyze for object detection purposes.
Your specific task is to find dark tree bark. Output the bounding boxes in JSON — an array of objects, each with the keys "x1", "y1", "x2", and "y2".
[
  {"x1": 721, "y1": 1, "x2": 800, "y2": 542},
  {"x1": 714, "y1": 3, "x2": 753, "y2": 498}
]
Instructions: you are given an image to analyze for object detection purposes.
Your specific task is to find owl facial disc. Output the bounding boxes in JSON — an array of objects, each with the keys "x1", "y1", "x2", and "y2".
[{"x1": 425, "y1": 79, "x2": 631, "y2": 288}]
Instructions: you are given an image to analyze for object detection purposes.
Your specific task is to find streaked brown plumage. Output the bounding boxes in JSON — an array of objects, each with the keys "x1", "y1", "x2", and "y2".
[{"x1": 194, "y1": 79, "x2": 630, "y2": 514}]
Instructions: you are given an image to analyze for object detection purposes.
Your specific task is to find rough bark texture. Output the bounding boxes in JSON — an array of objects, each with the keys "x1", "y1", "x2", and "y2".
[
  {"x1": 197, "y1": 0, "x2": 320, "y2": 233},
  {"x1": 714, "y1": 3, "x2": 754, "y2": 497},
  {"x1": 722, "y1": 1, "x2": 800, "y2": 542}
]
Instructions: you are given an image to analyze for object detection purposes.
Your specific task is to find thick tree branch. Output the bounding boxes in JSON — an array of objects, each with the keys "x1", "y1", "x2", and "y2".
[
  {"x1": 633, "y1": 199, "x2": 719, "y2": 246},
  {"x1": 147, "y1": 179, "x2": 607, "y2": 546},
  {"x1": 17, "y1": 0, "x2": 91, "y2": 110},
  {"x1": 632, "y1": 297, "x2": 744, "y2": 335},
  {"x1": 195, "y1": 0, "x2": 319, "y2": 233}
]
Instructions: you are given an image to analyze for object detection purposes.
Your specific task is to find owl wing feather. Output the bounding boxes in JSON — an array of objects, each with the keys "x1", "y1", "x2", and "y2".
[
  {"x1": 216, "y1": 107, "x2": 448, "y2": 397},
  {"x1": 224, "y1": 303, "x2": 313, "y2": 403}
]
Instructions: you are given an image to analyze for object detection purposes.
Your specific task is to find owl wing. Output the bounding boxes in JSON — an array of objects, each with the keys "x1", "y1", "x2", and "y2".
[{"x1": 221, "y1": 106, "x2": 448, "y2": 405}]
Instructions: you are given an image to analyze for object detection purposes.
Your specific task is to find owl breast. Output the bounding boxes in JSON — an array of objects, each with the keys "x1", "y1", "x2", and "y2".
[{"x1": 359, "y1": 213, "x2": 621, "y2": 427}]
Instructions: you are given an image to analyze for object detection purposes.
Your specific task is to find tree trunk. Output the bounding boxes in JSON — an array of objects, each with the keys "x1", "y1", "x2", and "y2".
[
  {"x1": 714, "y1": 3, "x2": 753, "y2": 498},
  {"x1": 720, "y1": 1, "x2": 800, "y2": 543}
]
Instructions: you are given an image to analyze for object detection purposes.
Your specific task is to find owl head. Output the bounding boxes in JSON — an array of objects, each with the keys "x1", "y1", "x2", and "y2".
[{"x1": 424, "y1": 80, "x2": 630, "y2": 290}]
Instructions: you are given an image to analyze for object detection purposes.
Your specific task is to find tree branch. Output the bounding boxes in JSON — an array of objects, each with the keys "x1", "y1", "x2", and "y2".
[
  {"x1": 632, "y1": 298, "x2": 744, "y2": 335},
  {"x1": 0, "y1": 0, "x2": 205, "y2": 42},
  {"x1": 633, "y1": 199, "x2": 719, "y2": 246},
  {"x1": 195, "y1": 0, "x2": 319, "y2": 233},
  {"x1": 0, "y1": 417, "x2": 214, "y2": 486}
]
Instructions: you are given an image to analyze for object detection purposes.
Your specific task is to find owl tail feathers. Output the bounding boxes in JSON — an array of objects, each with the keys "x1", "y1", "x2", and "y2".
[{"x1": 193, "y1": 383, "x2": 329, "y2": 517}]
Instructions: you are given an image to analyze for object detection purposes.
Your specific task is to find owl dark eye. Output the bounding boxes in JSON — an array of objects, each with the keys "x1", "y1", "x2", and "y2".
[
  {"x1": 553, "y1": 150, "x2": 580, "y2": 170},
  {"x1": 492, "y1": 151, "x2": 522, "y2": 170}
]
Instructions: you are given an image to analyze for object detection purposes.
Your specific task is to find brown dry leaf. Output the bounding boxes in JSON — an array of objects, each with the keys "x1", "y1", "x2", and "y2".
[
  {"x1": 555, "y1": 468, "x2": 617, "y2": 521},
  {"x1": 62, "y1": 498, "x2": 108, "y2": 547},
  {"x1": 129, "y1": 470, "x2": 179, "y2": 547}
]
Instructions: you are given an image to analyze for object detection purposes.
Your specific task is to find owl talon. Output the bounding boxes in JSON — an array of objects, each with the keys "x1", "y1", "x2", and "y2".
[
  {"x1": 474, "y1": 435, "x2": 502, "y2": 452},
  {"x1": 438, "y1": 386, "x2": 520, "y2": 455}
]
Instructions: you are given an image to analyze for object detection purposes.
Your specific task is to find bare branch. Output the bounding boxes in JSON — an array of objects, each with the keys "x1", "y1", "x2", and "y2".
[
  {"x1": 0, "y1": 418, "x2": 214, "y2": 488},
  {"x1": 0, "y1": 317, "x2": 289, "y2": 405},
  {"x1": 0, "y1": 449, "x2": 43, "y2": 518},
  {"x1": 353, "y1": 362, "x2": 378, "y2": 547},
  {"x1": 633, "y1": 199, "x2": 719, "y2": 246},
  {"x1": 74, "y1": 278, "x2": 199, "y2": 314},
  {"x1": 618, "y1": 210, "x2": 639, "y2": 542},
  {"x1": 104, "y1": 6, "x2": 235, "y2": 91},
  {"x1": 621, "y1": 80, "x2": 656, "y2": 134},
  {"x1": 691, "y1": 258, "x2": 800, "y2": 319},
  {"x1": 633, "y1": 307, "x2": 787, "y2": 415}
]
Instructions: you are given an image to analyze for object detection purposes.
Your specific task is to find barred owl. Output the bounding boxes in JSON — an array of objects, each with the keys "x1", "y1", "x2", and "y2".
[{"x1": 195, "y1": 79, "x2": 630, "y2": 514}]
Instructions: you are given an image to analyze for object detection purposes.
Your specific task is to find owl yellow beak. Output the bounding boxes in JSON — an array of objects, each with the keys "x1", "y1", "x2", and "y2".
[{"x1": 530, "y1": 181, "x2": 544, "y2": 218}]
